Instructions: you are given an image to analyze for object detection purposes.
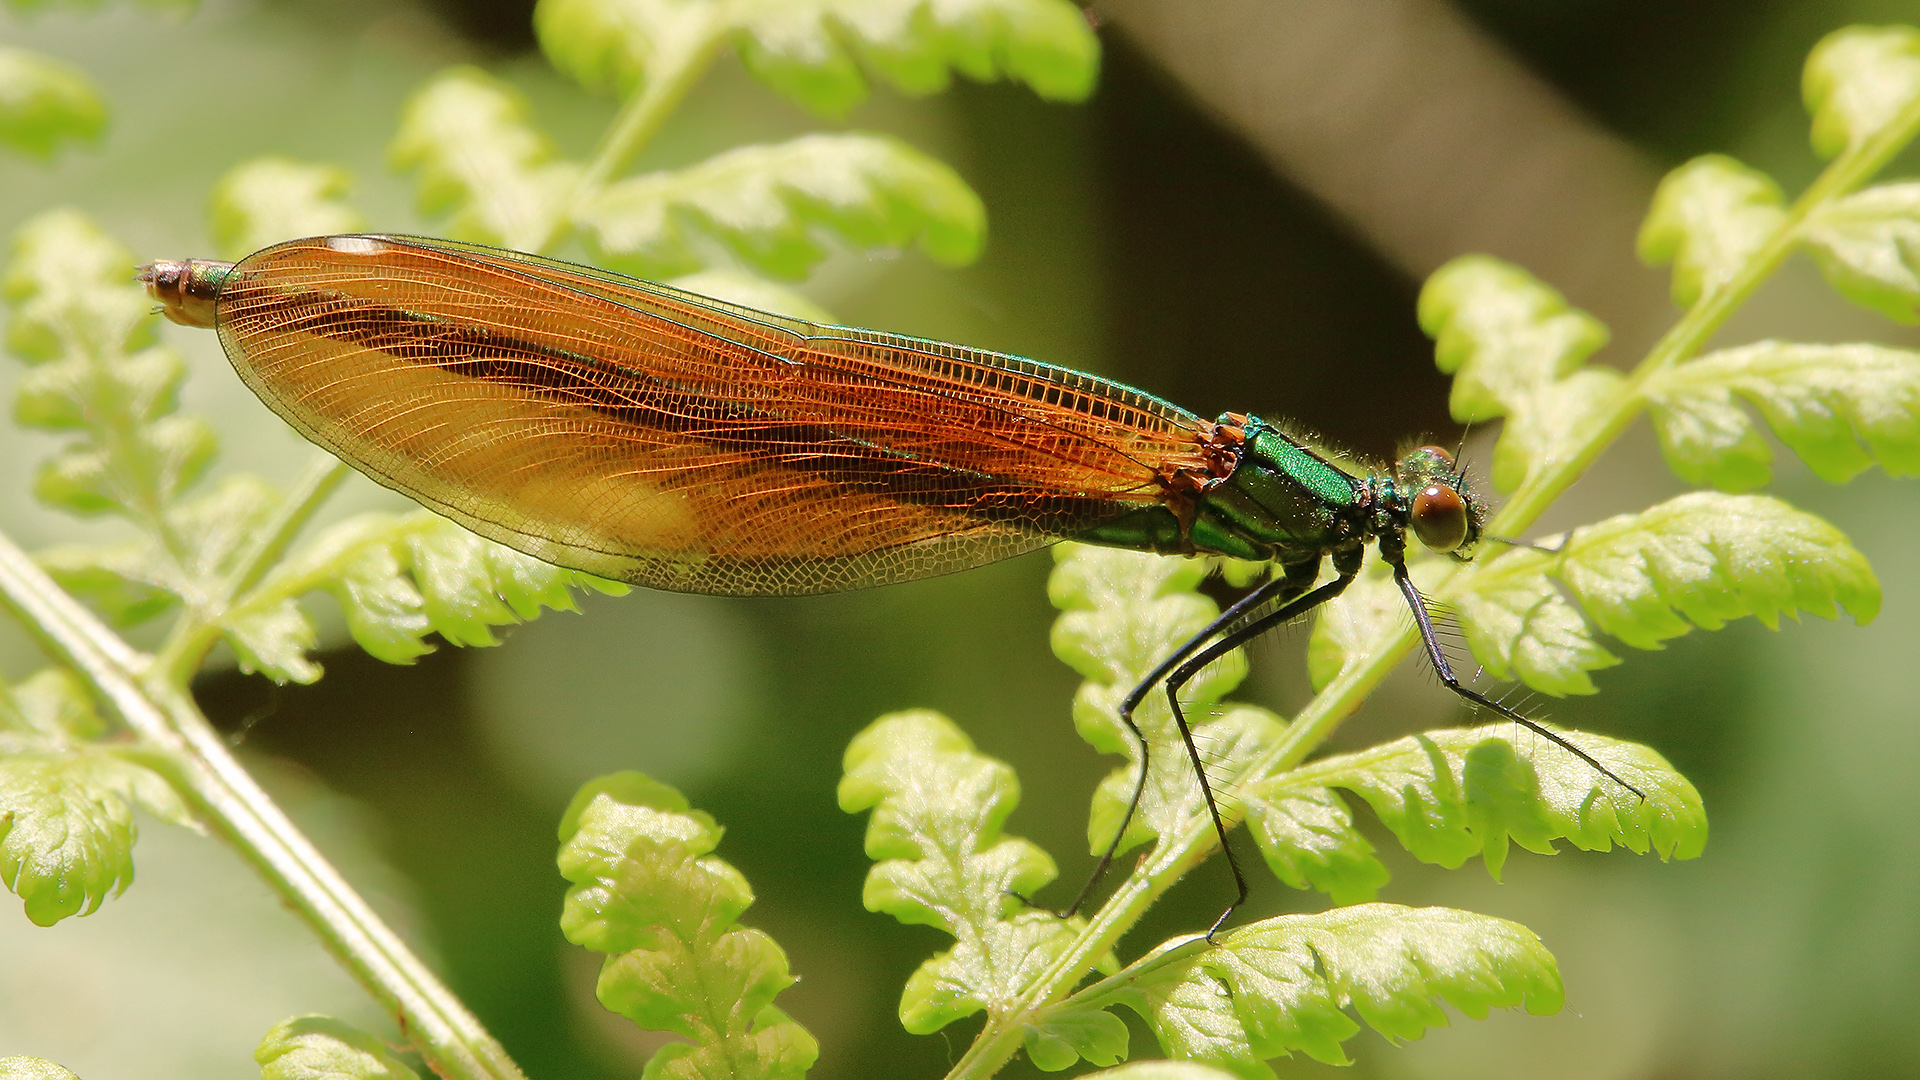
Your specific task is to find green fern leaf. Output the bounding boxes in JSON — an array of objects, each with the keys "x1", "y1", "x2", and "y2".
[
  {"x1": 1417, "y1": 256, "x2": 1624, "y2": 491},
  {"x1": 1239, "y1": 785, "x2": 1389, "y2": 905},
  {"x1": 0, "y1": 669, "x2": 193, "y2": 925},
  {"x1": 1445, "y1": 492, "x2": 1878, "y2": 697},
  {"x1": 534, "y1": 0, "x2": 726, "y2": 96},
  {"x1": 389, "y1": 67, "x2": 580, "y2": 250},
  {"x1": 1260, "y1": 724, "x2": 1704, "y2": 884},
  {"x1": 5, "y1": 210, "x2": 215, "y2": 518},
  {"x1": 559, "y1": 772, "x2": 818, "y2": 1080},
  {"x1": 538, "y1": 0, "x2": 1098, "y2": 115},
  {"x1": 577, "y1": 132, "x2": 985, "y2": 279},
  {"x1": 738, "y1": 0, "x2": 1099, "y2": 113},
  {"x1": 227, "y1": 511, "x2": 625, "y2": 683},
  {"x1": 1800, "y1": 183, "x2": 1920, "y2": 322},
  {"x1": 0, "y1": 48, "x2": 105, "y2": 159},
  {"x1": 1024, "y1": 1005, "x2": 1130, "y2": 1071},
  {"x1": 0, "y1": 669, "x2": 105, "y2": 744},
  {"x1": 839, "y1": 709, "x2": 1082, "y2": 1034},
  {"x1": 1644, "y1": 341, "x2": 1920, "y2": 487},
  {"x1": 1084, "y1": 905, "x2": 1561, "y2": 1071},
  {"x1": 210, "y1": 157, "x2": 365, "y2": 259},
  {"x1": 1553, "y1": 491, "x2": 1879, "y2": 638},
  {"x1": 36, "y1": 475, "x2": 283, "y2": 629},
  {"x1": 255, "y1": 1016, "x2": 419, "y2": 1080},
  {"x1": 1638, "y1": 154, "x2": 1788, "y2": 308},
  {"x1": 1804, "y1": 25, "x2": 1920, "y2": 160}
]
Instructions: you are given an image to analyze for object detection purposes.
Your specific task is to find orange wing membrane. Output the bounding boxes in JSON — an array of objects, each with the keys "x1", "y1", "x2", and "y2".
[{"x1": 161, "y1": 235, "x2": 1210, "y2": 595}]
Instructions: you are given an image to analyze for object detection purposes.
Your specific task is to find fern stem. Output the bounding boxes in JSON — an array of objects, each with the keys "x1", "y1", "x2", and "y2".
[
  {"x1": 152, "y1": 454, "x2": 351, "y2": 684},
  {"x1": 225, "y1": 455, "x2": 353, "y2": 603},
  {"x1": 0, "y1": 527, "x2": 527, "y2": 1080},
  {"x1": 944, "y1": 797, "x2": 1222, "y2": 1079},
  {"x1": 0, "y1": 528, "x2": 147, "y2": 703},
  {"x1": 543, "y1": 14, "x2": 728, "y2": 253}
]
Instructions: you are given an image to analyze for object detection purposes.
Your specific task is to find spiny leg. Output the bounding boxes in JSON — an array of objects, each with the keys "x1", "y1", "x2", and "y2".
[
  {"x1": 1385, "y1": 549, "x2": 1647, "y2": 798},
  {"x1": 1054, "y1": 558, "x2": 1320, "y2": 919},
  {"x1": 1159, "y1": 560, "x2": 1361, "y2": 937}
]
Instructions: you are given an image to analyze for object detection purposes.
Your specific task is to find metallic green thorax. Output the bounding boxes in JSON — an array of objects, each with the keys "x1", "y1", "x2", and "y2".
[{"x1": 1079, "y1": 415, "x2": 1377, "y2": 563}]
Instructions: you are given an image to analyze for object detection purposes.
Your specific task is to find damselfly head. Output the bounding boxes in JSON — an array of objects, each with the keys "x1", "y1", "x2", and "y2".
[
  {"x1": 1395, "y1": 444, "x2": 1482, "y2": 556},
  {"x1": 137, "y1": 258, "x2": 231, "y2": 329}
]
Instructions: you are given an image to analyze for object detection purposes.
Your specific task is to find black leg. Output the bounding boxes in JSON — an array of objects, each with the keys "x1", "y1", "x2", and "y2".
[
  {"x1": 1387, "y1": 552, "x2": 1647, "y2": 798},
  {"x1": 1054, "y1": 559, "x2": 1320, "y2": 920},
  {"x1": 1159, "y1": 569, "x2": 1359, "y2": 937}
]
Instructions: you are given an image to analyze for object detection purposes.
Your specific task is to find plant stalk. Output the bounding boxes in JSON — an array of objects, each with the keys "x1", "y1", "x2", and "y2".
[
  {"x1": 539, "y1": 13, "x2": 728, "y2": 254},
  {"x1": 152, "y1": 454, "x2": 351, "y2": 685},
  {"x1": 0, "y1": 528, "x2": 526, "y2": 1080}
]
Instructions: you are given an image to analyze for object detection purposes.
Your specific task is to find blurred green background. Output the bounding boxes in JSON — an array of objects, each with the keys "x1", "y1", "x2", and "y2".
[{"x1": 2, "y1": 1, "x2": 1918, "y2": 1078}]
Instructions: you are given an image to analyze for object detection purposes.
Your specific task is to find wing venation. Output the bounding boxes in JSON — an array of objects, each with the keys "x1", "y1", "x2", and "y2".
[{"x1": 212, "y1": 235, "x2": 1209, "y2": 595}]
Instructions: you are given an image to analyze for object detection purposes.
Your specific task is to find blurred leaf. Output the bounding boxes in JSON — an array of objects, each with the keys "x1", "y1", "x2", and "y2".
[
  {"x1": 1804, "y1": 24, "x2": 1920, "y2": 160},
  {"x1": 4, "y1": 210, "x2": 213, "y2": 520},
  {"x1": 1258, "y1": 725, "x2": 1704, "y2": 887},
  {"x1": 666, "y1": 268, "x2": 832, "y2": 321},
  {"x1": 1077, "y1": 1065, "x2": 1241, "y2": 1080},
  {"x1": 1801, "y1": 182, "x2": 1920, "y2": 323},
  {"x1": 1638, "y1": 154, "x2": 1788, "y2": 308},
  {"x1": 537, "y1": 0, "x2": 1099, "y2": 114},
  {"x1": 210, "y1": 157, "x2": 365, "y2": 260},
  {"x1": 1417, "y1": 256, "x2": 1623, "y2": 491},
  {"x1": 1049, "y1": 545, "x2": 1276, "y2": 858},
  {"x1": 255, "y1": 1016, "x2": 419, "y2": 1080},
  {"x1": 558, "y1": 772, "x2": 818, "y2": 1080},
  {"x1": 390, "y1": 67, "x2": 579, "y2": 251},
  {"x1": 738, "y1": 0, "x2": 1100, "y2": 113},
  {"x1": 1214, "y1": 557, "x2": 1271, "y2": 590},
  {"x1": 534, "y1": 0, "x2": 728, "y2": 95},
  {"x1": 1450, "y1": 493, "x2": 1877, "y2": 696},
  {"x1": 1644, "y1": 341, "x2": 1920, "y2": 488},
  {"x1": 0, "y1": 1059, "x2": 80, "y2": 1080},
  {"x1": 228, "y1": 511, "x2": 626, "y2": 684},
  {"x1": 1089, "y1": 905, "x2": 1562, "y2": 1071},
  {"x1": 838, "y1": 709, "x2": 1079, "y2": 1034},
  {"x1": 2, "y1": 209, "x2": 151, "y2": 364},
  {"x1": 577, "y1": 132, "x2": 984, "y2": 279},
  {"x1": 1, "y1": 0, "x2": 197, "y2": 10},
  {"x1": 0, "y1": 668, "x2": 105, "y2": 744},
  {"x1": 0, "y1": 47, "x2": 105, "y2": 159},
  {"x1": 37, "y1": 475, "x2": 281, "y2": 630}
]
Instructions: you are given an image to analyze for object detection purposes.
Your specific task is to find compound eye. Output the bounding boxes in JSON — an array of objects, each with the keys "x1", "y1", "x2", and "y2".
[
  {"x1": 1410, "y1": 482, "x2": 1469, "y2": 552},
  {"x1": 1410, "y1": 444, "x2": 1456, "y2": 470}
]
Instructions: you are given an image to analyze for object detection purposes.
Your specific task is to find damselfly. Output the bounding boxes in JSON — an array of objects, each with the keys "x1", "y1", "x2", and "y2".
[{"x1": 141, "y1": 234, "x2": 1633, "y2": 929}]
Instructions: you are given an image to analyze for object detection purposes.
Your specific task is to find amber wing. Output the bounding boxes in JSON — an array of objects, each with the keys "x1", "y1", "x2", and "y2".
[{"x1": 212, "y1": 235, "x2": 1210, "y2": 595}]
